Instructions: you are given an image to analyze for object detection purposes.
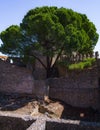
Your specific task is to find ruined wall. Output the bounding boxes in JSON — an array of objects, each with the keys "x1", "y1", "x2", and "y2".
[
  {"x1": 0, "y1": 60, "x2": 34, "y2": 94},
  {"x1": 0, "y1": 116, "x2": 34, "y2": 130},
  {"x1": 0, "y1": 59, "x2": 100, "y2": 110},
  {"x1": 33, "y1": 80, "x2": 48, "y2": 99},
  {"x1": 33, "y1": 56, "x2": 46, "y2": 80},
  {"x1": 1, "y1": 114, "x2": 100, "y2": 130},
  {"x1": 46, "y1": 121, "x2": 100, "y2": 130},
  {"x1": 48, "y1": 67, "x2": 100, "y2": 109}
]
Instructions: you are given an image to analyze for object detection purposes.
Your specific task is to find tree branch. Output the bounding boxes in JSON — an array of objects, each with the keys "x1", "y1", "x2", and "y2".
[
  {"x1": 29, "y1": 54, "x2": 47, "y2": 70},
  {"x1": 52, "y1": 44, "x2": 65, "y2": 67}
]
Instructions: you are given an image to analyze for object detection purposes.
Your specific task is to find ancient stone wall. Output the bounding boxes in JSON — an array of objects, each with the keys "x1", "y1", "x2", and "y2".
[
  {"x1": 0, "y1": 116, "x2": 34, "y2": 130},
  {"x1": 45, "y1": 120, "x2": 100, "y2": 130},
  {"x1": 33, "y1": 56, "x2": 46, "y2": 80},
  {"x1": 48, "y1": 67, "x2": 100, "y2": 109},
  {"x1": 0, "y1": 59, "x2": 100, "y2": 110},
  {"x1": 0, "y1": 113, "x2": 100, "y2": 130},
  {"x1": 0, "y1": 60, "x2": 34, "y2": 94}
]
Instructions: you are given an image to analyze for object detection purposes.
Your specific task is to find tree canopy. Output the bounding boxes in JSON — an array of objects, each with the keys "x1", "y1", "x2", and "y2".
[
  {"x1": 0, "y1": 25, "x2": 22, "y2": 56},
  {"x1": 0, "y1": 6, "x2": 99, "y2": 78}
]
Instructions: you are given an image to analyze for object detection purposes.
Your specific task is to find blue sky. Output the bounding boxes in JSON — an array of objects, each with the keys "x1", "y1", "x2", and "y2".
[{"x1": 0, "y1": 0, "x2": 100, "y2": 55}]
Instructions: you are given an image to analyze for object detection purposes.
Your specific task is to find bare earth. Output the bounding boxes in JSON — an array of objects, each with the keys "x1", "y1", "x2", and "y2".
[{"x1": 0, "y1": 93, "x2": 100, "y2": 122}]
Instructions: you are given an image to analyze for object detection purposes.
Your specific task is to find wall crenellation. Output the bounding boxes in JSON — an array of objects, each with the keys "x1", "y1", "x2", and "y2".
[{"x1": 59, "y1": 51, "x2": 99, "y2": 63}]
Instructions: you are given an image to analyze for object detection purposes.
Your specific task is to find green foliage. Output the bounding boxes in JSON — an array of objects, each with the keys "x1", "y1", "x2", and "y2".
[
  {"x1": 68, "y1": 58, "x2": 96, "y2": 70},
  {"x1": 57, "y1": 60, "x2": 70, "y2": 67},
  {"x1": 0, "y1": 6, "x2": 99, "y2": 57},
  {"x1": 22, "y1": 55, "x2": 35, "y2": 64},
  {"x1": 0, "y1": 25, "x2": 22, "y2": 56},
  {"x1": 0, "y1": 6, "x2": 99, "y2": 77},
  {"x1": 20, "y1": 6, "x2": 99, "y2": 58}
]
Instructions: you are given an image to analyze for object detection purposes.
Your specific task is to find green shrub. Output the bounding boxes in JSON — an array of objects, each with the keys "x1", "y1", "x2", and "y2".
[{"x1": 68, "y1": 58, "x2": 96, "y2": 70}]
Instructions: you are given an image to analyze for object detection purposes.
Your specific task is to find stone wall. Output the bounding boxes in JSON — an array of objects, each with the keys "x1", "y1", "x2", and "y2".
[
  {"x1": 46, "y1": 120, "x2": 100, "y2": 130},
  {"x1": 48, "y1": 67, "x2": 100, "y2": 109},
  {"x1": 0, "y1": 59, "x2": 100, "y2": 110},
  {"x1": 0, "y1": 113, "x2": 100, "y2": 130},
  {"x1": 33, "y1": 56, "x2": 46, "y2": 80},
  {"x1": 33, "y1": 80, "x2": 48, "y2": 100},
  {"x1": 0, "y1": 60, "x2": 34, "y2": 94},
  {"x1": 0, "y1": 116, "x2": 34, "y2": 130}
]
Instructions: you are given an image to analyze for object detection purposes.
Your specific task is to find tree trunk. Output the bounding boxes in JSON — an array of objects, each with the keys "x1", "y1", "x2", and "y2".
[
  {"x1": 46, "y1": 66, "x2": 59, "y2": 78},
  {"x1": 47, "y1": 68, "x2": 51, "y2": 78}
]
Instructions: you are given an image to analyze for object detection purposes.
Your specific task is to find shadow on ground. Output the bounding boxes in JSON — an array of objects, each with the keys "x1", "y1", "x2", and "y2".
[
  {"x1": 50, "y1": 98, "x2": 100, "y2": 122},
  {"x1": 0, "y1": 93, "x2": 35, "y2": 111},
  {"x1": 0, "y1": 93, "x2": 100, "y2": 122}
]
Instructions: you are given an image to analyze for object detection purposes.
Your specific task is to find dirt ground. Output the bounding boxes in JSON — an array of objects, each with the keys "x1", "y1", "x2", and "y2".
[{"x1": 0, "y1": 93, "x2": 100, "y2": 122}]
